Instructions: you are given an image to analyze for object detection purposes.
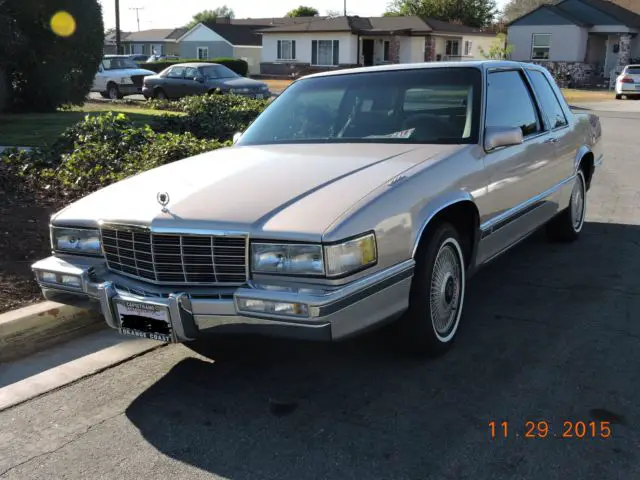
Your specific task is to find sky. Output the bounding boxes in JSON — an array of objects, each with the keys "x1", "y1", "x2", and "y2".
[{"x1": 98, "y1": 0, "x2": 509, "y2": 31}]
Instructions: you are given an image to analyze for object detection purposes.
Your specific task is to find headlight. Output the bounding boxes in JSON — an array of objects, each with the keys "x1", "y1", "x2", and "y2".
[
  {"x1": 119, "y1": 77, "x2": 133, "y2": 84},
  {"x1": 324, "y1": 233, "x2": 377, "y2": 277},
  {"x1": 252, "y1": 243, "x2": 324, "y2": 275},
  {"x1": 250, "y1": 233, "x2": 377, "y2": 278},
  {"x1": 51, "y1": 227, "x2": 101, "y2": 256}
]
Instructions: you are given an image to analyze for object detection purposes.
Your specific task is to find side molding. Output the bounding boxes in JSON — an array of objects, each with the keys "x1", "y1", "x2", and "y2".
[{"x1": 411, "y1": 191, "x2": 476, "y2": 258}]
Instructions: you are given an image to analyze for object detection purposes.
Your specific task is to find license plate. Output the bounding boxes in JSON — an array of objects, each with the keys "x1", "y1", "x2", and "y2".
[
  {"x1": 255, "y1": 93, "x2": 264, "y2": 99},
  {"x1": 114, "y1": 299, "x2": 172, "y2": 342}
]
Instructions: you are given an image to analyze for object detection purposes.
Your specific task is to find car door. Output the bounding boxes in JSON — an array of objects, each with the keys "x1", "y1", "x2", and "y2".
[
  {"x1": 163, "y1": 66, "x2": 186, "y2": 98},
  {"x1": 182, "y1": 67, "x2": 204, "y2": 96},
  {"x1": 476, "y1": 67, "x2": 560, "y2": 264},
  {"x1": 525, "y1": 68, "x2": 575, "y2": 187}
]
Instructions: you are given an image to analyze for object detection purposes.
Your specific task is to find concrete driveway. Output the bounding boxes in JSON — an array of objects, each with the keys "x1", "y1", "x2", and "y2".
[{"x1": 1, "y1": 107, "x2": 639, "y2": 479}]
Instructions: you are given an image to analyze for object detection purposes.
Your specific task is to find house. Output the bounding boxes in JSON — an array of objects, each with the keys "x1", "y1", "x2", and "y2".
[
  {"x1": 103, "y1": 30, "x2": 131, "y2": 55},
  {"x1": 120, "y1": 28, "x2": 187, "y2": 56},
  {"x1": 257, "y1": 16, "x2": 499, "y2": 76},
  {"x1": 506, "y1": 0, "x2": 640, "y2": 87}
]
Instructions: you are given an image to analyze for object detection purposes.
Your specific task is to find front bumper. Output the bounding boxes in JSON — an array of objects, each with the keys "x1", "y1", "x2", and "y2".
[
  {"x1": 118, "y1": 84, "x2": 144, "y2": 95},
  {"x1": 31, "y1": 255, "x2": 413, "y2": 343}
]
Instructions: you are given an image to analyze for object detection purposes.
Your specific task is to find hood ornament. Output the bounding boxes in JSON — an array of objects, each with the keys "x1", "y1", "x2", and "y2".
[{"x1": 157, "y1": 192, "x2": 170, "y2": 213}]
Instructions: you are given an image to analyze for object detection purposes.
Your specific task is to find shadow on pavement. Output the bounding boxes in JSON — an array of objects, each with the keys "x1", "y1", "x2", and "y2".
[{"x1": 125, "y1": 221, "x2": 639, "y2": 479}]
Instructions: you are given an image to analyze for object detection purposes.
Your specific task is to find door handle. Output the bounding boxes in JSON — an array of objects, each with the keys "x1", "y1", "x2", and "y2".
[{"x1": 544, "y1": 137, "x2": 557, "y2": 144}]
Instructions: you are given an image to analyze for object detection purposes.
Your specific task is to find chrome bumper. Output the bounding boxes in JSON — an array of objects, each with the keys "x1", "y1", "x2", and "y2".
[{"x1": 31, "y1": 255, "x2": 414, "y2": 343}]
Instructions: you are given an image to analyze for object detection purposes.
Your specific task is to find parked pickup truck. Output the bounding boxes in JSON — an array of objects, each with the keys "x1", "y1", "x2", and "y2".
[
  {"x1": 91, "y1": 55, "x2": 155, "y2": 100},
  {"x1": 33, "y1": 61, "x2": 603, "y2": 357}
]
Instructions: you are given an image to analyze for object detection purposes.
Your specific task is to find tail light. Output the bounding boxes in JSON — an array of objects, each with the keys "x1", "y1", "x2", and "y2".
[{"x1": 621, "y1": 76, "x2": 634, "y2": 83}]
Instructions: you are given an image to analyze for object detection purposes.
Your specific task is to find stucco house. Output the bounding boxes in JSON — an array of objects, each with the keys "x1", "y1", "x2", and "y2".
[
  {"x1": 257, "y1": 16, "x2": 499, "y2": 76},
  {"x1": 120, "y1": 29, "x2": 187, "y2": 57},
  {"x1": 507, "y1": 0, "x2": 640, "y2": 87}
]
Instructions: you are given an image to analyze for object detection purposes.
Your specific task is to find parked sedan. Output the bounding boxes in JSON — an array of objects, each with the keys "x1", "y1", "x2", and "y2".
[
  {"x1": 33, "y1": 61, "x2": 602, "y2": 357},
  {"x1": 142, "y1": 62, "x2": 270, "y2": 100},
  {"x1": 614, "y1": 64, "x2": 640, "y2": 99}
]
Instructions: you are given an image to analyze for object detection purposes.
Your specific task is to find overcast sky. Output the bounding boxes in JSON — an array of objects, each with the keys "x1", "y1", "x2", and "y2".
[{"x1": 97, "y1": 0, "x2": 508, "y2": 31}]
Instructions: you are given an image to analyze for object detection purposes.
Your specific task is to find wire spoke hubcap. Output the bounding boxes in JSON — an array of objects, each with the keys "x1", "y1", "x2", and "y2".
[
  {"x1": 571, "y1": 175, "x2": 585, "y2": 231},
  {"x1": 430, "y1": 241, "x2": 462, "y2": 339}
]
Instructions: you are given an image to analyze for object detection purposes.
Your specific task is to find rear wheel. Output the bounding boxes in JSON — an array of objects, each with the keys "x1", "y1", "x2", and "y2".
[
  {"x1": 615, "y1": 94, "x2": 622, "y2": 100},
  {"x1": 154, "y1": 88, "x2": 167, "y2": 100},
  {"x1": 392, "y1": 223, "x2": 466, "y2": 357},
  {"x1": 546, "y1": 169, "x2": 586, "y2": 242},
  {"x1": 106, "y1": 83, "x2": 122, "y2": 100}
]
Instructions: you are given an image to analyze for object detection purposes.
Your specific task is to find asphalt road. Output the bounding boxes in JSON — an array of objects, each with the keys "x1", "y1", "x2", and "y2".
[{"x1": 1, "y1": 103, "x2": 640, "y2": 479}]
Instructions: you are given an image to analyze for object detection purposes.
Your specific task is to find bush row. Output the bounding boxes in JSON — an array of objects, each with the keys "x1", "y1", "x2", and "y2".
[
  {"x1": 2, "y1": 93, "x2": 270, "y2": 200},
  {"x1": 139, "y1": 57, "x2": 249, "y2": 76}
]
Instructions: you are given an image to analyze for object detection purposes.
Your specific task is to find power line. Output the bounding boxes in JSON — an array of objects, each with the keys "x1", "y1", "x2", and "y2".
[{"x1": 129, "y1": 7, "x2": 144, "y2": 31}]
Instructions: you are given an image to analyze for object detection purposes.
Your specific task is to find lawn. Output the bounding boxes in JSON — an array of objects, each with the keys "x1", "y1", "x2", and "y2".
[
  {"x1": 0, "y1": 102, "x2": 180, "y2": 147},
  {"x1": 561, "y1": 88, "x2": 613, "y2": 103}
]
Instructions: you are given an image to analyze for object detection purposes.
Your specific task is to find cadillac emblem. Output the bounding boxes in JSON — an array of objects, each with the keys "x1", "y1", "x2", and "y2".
[{"x1": 157, "y1": 192, "x2": 170, "y2": 212}]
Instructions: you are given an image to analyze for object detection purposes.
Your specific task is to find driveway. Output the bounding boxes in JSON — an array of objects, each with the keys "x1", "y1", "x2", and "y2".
[{"x1": 1, "y1": 108, "x2": 639, "y2": 479}]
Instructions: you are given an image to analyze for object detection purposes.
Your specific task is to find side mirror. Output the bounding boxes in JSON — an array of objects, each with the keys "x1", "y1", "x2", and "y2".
[
  {"x1": 194, "y1": 75, "x2": 205, "y2": 83},
  {"x1": 232, "y1": 132, "x2": 242, "y2": 144},
  {"x1": 484, "y1": 126, "x2": 523, "y2": 152}
]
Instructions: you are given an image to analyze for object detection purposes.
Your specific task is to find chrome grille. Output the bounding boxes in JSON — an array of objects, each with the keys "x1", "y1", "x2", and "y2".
[{"x1": 100, "y1": 227, "x2": 247, "y2": 285}]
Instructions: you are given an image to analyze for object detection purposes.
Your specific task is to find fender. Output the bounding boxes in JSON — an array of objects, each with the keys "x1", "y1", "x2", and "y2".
[
  {"x1": 574, "y1": 145, "x2": 593, "y2": 172},
  {"x1": 411, "y1": 190, "x2": 477, "y2": 258}
]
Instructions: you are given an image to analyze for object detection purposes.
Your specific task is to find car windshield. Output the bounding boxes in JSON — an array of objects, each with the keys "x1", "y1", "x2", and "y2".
[
  {"x1": 200, "y1": 65, "x2": 240, "y2": 79},
  {"x1": 102, "y1": 57, "x2": 139, "y2": 70},
  {"x1": 236, "y1": 67, "x2": 482, "y2": 146}
]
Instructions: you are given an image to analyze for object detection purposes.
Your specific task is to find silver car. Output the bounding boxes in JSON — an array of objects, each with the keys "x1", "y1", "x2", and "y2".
[{"x1": 32, "y1": 61, "x2": 603, "y2": 356}]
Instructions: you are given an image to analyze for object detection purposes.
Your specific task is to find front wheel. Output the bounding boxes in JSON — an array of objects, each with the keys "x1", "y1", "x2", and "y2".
[
  {"x1": 392, "y1": 223, "x2": 466, "y2": 357},
  {"x1": 615, "y1": 94, "x2": 622, "y2": 100},
  {"x1": 154, "y1": 88, "x2": 167, "y2": 100},
  {"x1": 106, "y1": 83, "x2": 121, "y2": 100},
  {"x1": 546, "y1": 169, "x2": 586, "y2": 242}
]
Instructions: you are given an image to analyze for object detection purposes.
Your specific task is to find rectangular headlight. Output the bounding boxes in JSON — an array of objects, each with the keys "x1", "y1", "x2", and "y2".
[
  {"x1": 51, "y1": 227, "x2": 102, "y2": 256},
  {"x1": 251, "y1": 243, "x2": 324, "y2": 275},
  {"x1": 324, "y1": 233, "x2": 377, "y2": 277}
]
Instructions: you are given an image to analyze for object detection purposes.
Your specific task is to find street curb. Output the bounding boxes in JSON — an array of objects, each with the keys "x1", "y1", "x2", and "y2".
[{"x1": 0, "y1": 302, "x2": 106, "y2": 363}]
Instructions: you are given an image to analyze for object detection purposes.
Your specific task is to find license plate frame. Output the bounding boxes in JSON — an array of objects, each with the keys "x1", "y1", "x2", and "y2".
[{"x1": 113, "y1": 298, "x2": 173, "y2": 342}]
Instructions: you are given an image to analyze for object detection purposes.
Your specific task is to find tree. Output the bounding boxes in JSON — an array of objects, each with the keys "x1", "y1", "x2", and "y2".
[
  {"x1": 2, "y1": 0, "x2": 104, "y2": 112},
  {"x1": 384, "y1": 0, "x2": 497, "y2": 28},
  {"x1": 186, "y1": 6, "x2": 235, "y2": 28},
  {"x1": 478, "y1": 32, "x2": 513, "y2": 59},
  {"x1": 501, "y1": 0, "x2": 551, "y2": 23},
  {"x1": 286, "y1": 6, "x2": 319, "y2": 17}
]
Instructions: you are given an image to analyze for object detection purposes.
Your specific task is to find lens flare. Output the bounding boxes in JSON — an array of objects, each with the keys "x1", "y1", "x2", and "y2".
[{"x1": 50, "y1": 11, "x2": 76, "y2": 37}]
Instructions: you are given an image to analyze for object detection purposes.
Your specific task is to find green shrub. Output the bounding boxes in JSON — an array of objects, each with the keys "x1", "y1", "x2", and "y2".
[
  {"x1": 3, "y1": 0, "x2": 104, "y2": 112},
  {"x1": 153, "y1": 93, "x2": 269, "y2": 141},
  {"x1": 139, "y1": 57, "x2": 249, "y2": 76},
  {"x1": 2, "y1": 112, "x2": 226, "y2": 199}
]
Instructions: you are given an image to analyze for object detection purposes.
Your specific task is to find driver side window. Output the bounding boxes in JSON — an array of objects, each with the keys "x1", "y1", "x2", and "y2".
[{"x1": 486, "y1": 70, "x2": 541, "y2": 137}]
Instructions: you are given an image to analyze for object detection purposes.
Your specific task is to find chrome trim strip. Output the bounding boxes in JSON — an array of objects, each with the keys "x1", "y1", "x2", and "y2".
[{"x1": 480, "y1": 174, "x2": 575, "y2": 237}]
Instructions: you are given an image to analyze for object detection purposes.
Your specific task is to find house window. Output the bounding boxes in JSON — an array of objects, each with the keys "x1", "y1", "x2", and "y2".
[
  {"x1": 383, "y1": 40, "x2": 390, "y2": 61},
  {"x1": 464, "y1": 40, "x2": 473, "y2": 56},
  {"x1": 445, "y1": 40, "x2": 460, "y2": 56},
  {"x1": 312, "y1": 40, "x2": 340, "y2": 66},
  {"x1": 197, "y1": 46, "x2": 209, "y2": 60},
  {"x1": 531, "y1": 34, "x2": 551, "y2": 60},
  {"x1": 277, "y1": 40, "x2": 296, "y2": 60}
]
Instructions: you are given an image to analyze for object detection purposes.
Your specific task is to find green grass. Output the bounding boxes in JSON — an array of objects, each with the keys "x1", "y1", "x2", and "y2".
[{"x1": 0, "y1": 102, "x2": 182, "y2": 147}]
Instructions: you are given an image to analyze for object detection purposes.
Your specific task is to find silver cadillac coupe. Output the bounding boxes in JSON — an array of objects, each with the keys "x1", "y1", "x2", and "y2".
[{"x1": 32, "y1": 61, "x2": 603, "y2": 356}]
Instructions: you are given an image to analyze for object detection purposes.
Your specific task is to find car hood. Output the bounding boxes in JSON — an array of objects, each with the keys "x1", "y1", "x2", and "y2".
[
  {"x1": 103, "y1": 68, "x2": 155, "y2": 76},
  {"x1": 216, "y1": 77, "x2": 266, "y2": 88},
  {"x1": 52, "y1": 143, "x2": 462, "y2": 241}
]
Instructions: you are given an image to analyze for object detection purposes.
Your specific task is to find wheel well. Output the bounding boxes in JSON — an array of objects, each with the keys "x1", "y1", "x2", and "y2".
[
  {"x1": 414, "y1": 201, "x2": 479, "y2": 268},
  {"x1": 106, "y1": 81, "x2": 117, "y2": 88},
  {"x1": 578, "y1": 152, "x2": 595, "y2": 190}
]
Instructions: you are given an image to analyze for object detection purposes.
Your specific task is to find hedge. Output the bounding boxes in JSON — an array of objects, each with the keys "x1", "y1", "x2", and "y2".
[{"x1": 138, "y1": 57, "x2": 249, "y2": 76}]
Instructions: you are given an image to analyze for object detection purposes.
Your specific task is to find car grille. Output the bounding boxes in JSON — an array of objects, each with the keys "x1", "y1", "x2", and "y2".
[
  {"x1": 130, "y1": 75, "x2": 145, "y2": 87},
  {"x1": 100, "y1": 227, "x2": 247, "y2": 285}
]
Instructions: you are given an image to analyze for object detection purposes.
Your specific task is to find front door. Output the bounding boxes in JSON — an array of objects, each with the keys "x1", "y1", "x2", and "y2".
[
  {"x1": 362, "y1": 39, "x2": 374, "y2": 66},
  {"x1": 164, "y1": 66, "x2": 187, "y2": 98},
  {"x1": 476, "y1": 68, "x2": 559, "y2": 263}
]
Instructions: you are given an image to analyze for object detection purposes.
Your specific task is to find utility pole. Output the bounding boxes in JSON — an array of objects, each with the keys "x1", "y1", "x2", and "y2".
[
  {"x1": 344, "y1": 0, "x2": 347, "y2": 16},
  {"x1": 130, "y1": 7, "x2": 144, "y2": 31},
  {"x1": 115, "y1": 0, "x2": 121, "y2": 54}
]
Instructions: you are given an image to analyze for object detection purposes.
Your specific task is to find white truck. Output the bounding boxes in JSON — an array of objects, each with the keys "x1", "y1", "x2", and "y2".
[{"x1": 91, "y1": 55, "x2": 156, "y2": 100}]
